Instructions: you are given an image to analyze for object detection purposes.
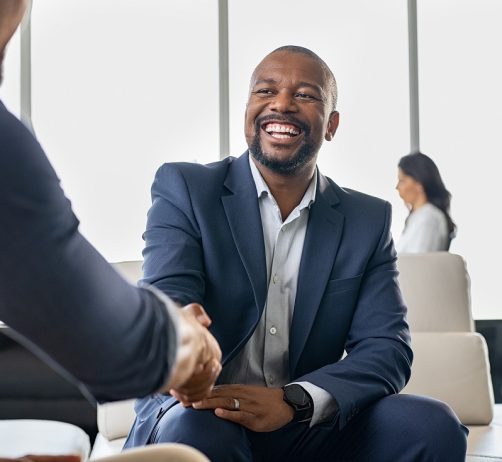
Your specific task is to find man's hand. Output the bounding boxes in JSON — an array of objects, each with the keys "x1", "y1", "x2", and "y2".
[
  {"x1": 192, "y1": 384, "x2": 295, "y2": 432},
  {"x1": 161, "y1": 304, "x2": 221, "y2": 400}
]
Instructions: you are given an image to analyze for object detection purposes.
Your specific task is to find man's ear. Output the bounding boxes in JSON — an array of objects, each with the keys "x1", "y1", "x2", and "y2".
[{"x1": 325, "y1": 111, "x2": 340, "y2": 141}]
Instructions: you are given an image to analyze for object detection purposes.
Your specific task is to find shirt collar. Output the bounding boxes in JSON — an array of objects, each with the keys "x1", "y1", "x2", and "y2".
[{"x1": 248, "y1": 154, "x2": 317, "y2": 211}]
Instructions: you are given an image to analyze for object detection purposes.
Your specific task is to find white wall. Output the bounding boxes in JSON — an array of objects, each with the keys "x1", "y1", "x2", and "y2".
[{"x1": 1, "y1": 1, "x2": 500, "y2": 319}]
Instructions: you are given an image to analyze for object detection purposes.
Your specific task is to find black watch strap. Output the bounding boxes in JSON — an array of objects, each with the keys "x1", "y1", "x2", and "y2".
[{"x1": 282, "y1": 384, "x2": 314, "y2": 422}]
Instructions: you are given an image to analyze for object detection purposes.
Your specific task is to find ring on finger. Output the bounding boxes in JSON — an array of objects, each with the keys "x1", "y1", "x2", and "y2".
[{"x1": 233, "y1": 398, "x2": 240, "y2": 410}]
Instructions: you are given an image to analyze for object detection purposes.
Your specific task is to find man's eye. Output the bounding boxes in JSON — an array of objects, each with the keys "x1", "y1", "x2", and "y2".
[
  {"x1": 295, "y1": 93, "x2": 316, "y2": 100},
  {"x1": 254, "y1": 89, "x2": 273, "y2": 95}
]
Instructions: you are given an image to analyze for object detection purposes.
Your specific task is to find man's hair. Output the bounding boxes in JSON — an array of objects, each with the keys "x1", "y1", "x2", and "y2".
[{"x1": 269, "y1": 45, "x2": 338, "y2": 112}]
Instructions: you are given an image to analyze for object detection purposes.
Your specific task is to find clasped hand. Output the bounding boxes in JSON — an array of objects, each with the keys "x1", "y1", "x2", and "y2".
[
  {"x1": 162, "y1": 303, "x2": 222, "y2": 403},
  {"x1": 163, "y1": 307, "x2": 293, "y2": 433}
]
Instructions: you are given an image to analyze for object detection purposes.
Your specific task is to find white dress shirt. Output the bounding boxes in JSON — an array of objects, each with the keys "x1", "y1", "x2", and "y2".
[
  {"x1": 396, "y1": 203, "x2": 450, "y2": 253},
  {"x1": 218, "y1": 156, "x2": 338, "y2": 425}
]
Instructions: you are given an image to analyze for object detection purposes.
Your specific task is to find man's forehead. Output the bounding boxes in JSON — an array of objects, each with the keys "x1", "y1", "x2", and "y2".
[{"x1": 251, "y1": 51, "x2": 326, "y2": 85}]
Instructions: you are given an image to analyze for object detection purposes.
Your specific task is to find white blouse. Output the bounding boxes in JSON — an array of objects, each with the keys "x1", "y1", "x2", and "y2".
[{"x1": 396, "y1": 203, "x2": 450, "y2": 253}]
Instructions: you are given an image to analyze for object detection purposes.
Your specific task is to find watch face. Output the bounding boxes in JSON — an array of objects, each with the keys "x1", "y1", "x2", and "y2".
[
  {"x1": 283, "y1": 384, "x2": 313, "y2": 422},
  {"x1": 286, "y1": 384, "x2": 309, "y2": 406}
]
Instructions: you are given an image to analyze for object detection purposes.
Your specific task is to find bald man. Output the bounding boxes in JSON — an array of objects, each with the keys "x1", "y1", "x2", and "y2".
[{"x1": 125, "y1": 45, "x2": 468, "y2": 461}]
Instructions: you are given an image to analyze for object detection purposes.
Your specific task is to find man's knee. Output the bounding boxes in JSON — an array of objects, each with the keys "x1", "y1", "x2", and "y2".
[
  {"x1": 368, "y1": 394, "x2": 468, "y2": 460},
  {"x1": 152, "y1": 405, "x2": 251, "y2": 461},
  {"x1": 408, "y1": 395, "x2": 468, "y2": 458}
]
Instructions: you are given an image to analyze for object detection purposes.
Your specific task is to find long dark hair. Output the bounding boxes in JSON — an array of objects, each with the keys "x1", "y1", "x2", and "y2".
[{"x1": 398, "y1": 152, "x2": 456, "y2": 240}]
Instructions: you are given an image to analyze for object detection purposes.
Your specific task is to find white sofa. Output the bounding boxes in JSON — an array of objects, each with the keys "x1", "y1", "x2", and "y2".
[{"x1": 91, "y1": 255, "x2": 502, "y2": 460}]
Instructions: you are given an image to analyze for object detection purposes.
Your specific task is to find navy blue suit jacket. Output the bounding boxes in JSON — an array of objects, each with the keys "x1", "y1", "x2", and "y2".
[{"x1": 125, "y1": 152, "x2": 412, "y2": 447}]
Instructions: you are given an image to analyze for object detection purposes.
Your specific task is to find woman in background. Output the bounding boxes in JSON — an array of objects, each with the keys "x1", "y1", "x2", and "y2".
[{"x1": 396, "y1": 152, "x2": 456, "y2": 253}]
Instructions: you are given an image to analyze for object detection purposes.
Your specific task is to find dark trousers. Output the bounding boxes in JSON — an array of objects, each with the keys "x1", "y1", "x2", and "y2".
[{"x1": 150, "y1": 394, "x2": 468, "y2": 461}]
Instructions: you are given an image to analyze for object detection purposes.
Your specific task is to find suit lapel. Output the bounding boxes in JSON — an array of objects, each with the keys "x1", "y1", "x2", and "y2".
[
  {"x1": 289, "y1": 172, "x2": 344, "y2": 373},
  {"x1": 221, "y1": 153, "x2": 268, "y2": 317}
]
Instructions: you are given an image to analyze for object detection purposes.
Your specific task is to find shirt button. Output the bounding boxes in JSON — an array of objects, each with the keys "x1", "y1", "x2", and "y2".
[
  {"x1": 268, "y1": 375, "x2": 274, "y2": 383},
  {"x1": 272, "y1": 274, "x2": 278, "y2": 284},
  {"x1": 269, "y1": 326, "x2": 277, "y2": 335}
]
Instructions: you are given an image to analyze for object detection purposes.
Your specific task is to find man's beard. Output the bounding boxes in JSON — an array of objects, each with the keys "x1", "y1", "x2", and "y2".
[{"x1": 249, "y1": 116, "x2": 316, "y2": 175}]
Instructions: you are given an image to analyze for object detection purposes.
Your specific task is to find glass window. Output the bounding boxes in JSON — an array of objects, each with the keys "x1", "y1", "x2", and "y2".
[
  {"x1": 30, "y1": 0, "x2": 219, "y2": 261},
  {"x1": 418, "y1": 0, "x2": 502, "y2": 319}
]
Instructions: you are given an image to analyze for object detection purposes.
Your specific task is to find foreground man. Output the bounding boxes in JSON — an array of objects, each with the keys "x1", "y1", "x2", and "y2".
[
  {"x1": 125, "y1": 46, "x2": 468, "y2": 460},
  {"x1": 0, "y1": 0, "x2": 221, "y2": 404}
]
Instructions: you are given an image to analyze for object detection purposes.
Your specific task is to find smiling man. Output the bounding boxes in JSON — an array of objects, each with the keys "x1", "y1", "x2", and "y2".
[{"x1": 125, "y1": 46, "x2": 468, "y2": 461}]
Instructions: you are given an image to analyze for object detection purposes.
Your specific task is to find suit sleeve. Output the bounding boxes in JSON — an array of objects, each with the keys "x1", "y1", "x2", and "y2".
[
  {"x1": 295, "y1": 202, "x2": 413, "y2": 429},
  {"x1": 0, "y1": 103, "x2": 179, "y2": 402},
  {"x1": 142, "y1": 163, "x2": 205, "y2": 306}
]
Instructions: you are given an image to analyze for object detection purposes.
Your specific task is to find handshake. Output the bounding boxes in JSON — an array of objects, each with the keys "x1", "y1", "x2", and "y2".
[{"x1": 163, "y1": 304, "x2": 222, "y2": 406}]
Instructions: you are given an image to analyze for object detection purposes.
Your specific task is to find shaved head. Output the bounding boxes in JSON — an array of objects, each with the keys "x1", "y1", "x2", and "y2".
[{"x1": 253, "y1": 45, "x2": 338, "y2": 112}]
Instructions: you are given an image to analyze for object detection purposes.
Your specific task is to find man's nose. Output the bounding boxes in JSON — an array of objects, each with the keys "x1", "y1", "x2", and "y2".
[{"x1": 270, "y1": 91, "x2": 297, "y2": 112}]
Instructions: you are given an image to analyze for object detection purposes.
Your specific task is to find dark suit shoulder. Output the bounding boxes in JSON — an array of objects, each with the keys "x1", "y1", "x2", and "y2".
[
  {"x1": 154, "y1": 156, "x2": 236, "y2": 197},
  {"x1": 0, "y1": 101, "x2": 42, "y2": 158},
  {"x1": 0, "y1": 101, "x2": 61, "y2": 194},
  {"x1": 324, "y1": 174, "x2": 389, "y2": 213},
  {"x1": 158, "y1": 156, "x2": 235, "y2": 180},
  {"x1": 341, "y1": 186, "x2": 388, "y2": 210}
]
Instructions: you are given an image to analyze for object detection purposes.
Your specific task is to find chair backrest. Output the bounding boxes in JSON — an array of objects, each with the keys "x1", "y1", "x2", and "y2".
[
  {"x1": 397, "y1": 252, "x2": 474, "y2": 332},
  {"x1": 397, "y1": 252, "x2": 494, "y2": 424},
  {"x1": 112, "y1": 261, "x2": 143, "y2": 285}
]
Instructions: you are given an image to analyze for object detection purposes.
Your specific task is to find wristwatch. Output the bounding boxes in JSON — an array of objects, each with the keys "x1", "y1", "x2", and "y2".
[{"x1": 282, "y1": 384, "x2": 314, "y2": 422}]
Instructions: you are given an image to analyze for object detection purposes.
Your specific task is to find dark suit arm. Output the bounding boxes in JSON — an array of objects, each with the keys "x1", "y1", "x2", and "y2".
[
  {"x1": 296, "y1": 202, "x2": 413, "y2": 429},
  {"x1": 142, "y1": 163, "x2": 205, "y2": 306},
  {"x1": 0, "y1": 105, "x2": 178, "y2": 402}
]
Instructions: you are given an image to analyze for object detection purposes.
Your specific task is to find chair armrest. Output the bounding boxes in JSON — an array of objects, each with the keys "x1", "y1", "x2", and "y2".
[{"x1": 97, "y1": 400, "x2": 136, "y2": 441}]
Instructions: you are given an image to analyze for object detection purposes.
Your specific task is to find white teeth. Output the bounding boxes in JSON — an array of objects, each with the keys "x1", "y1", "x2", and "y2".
[{"x1": 264, "y1": 123, "x2": 300, "y2": 135}]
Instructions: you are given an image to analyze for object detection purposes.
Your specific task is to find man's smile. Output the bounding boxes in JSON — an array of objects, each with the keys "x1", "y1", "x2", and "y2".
[
  {"x1": 263, "y1": 122, "x2": 301, "y2": 140},
  {"x1": 255, "y1": 115, "x2": 309, "y2": 148}
]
